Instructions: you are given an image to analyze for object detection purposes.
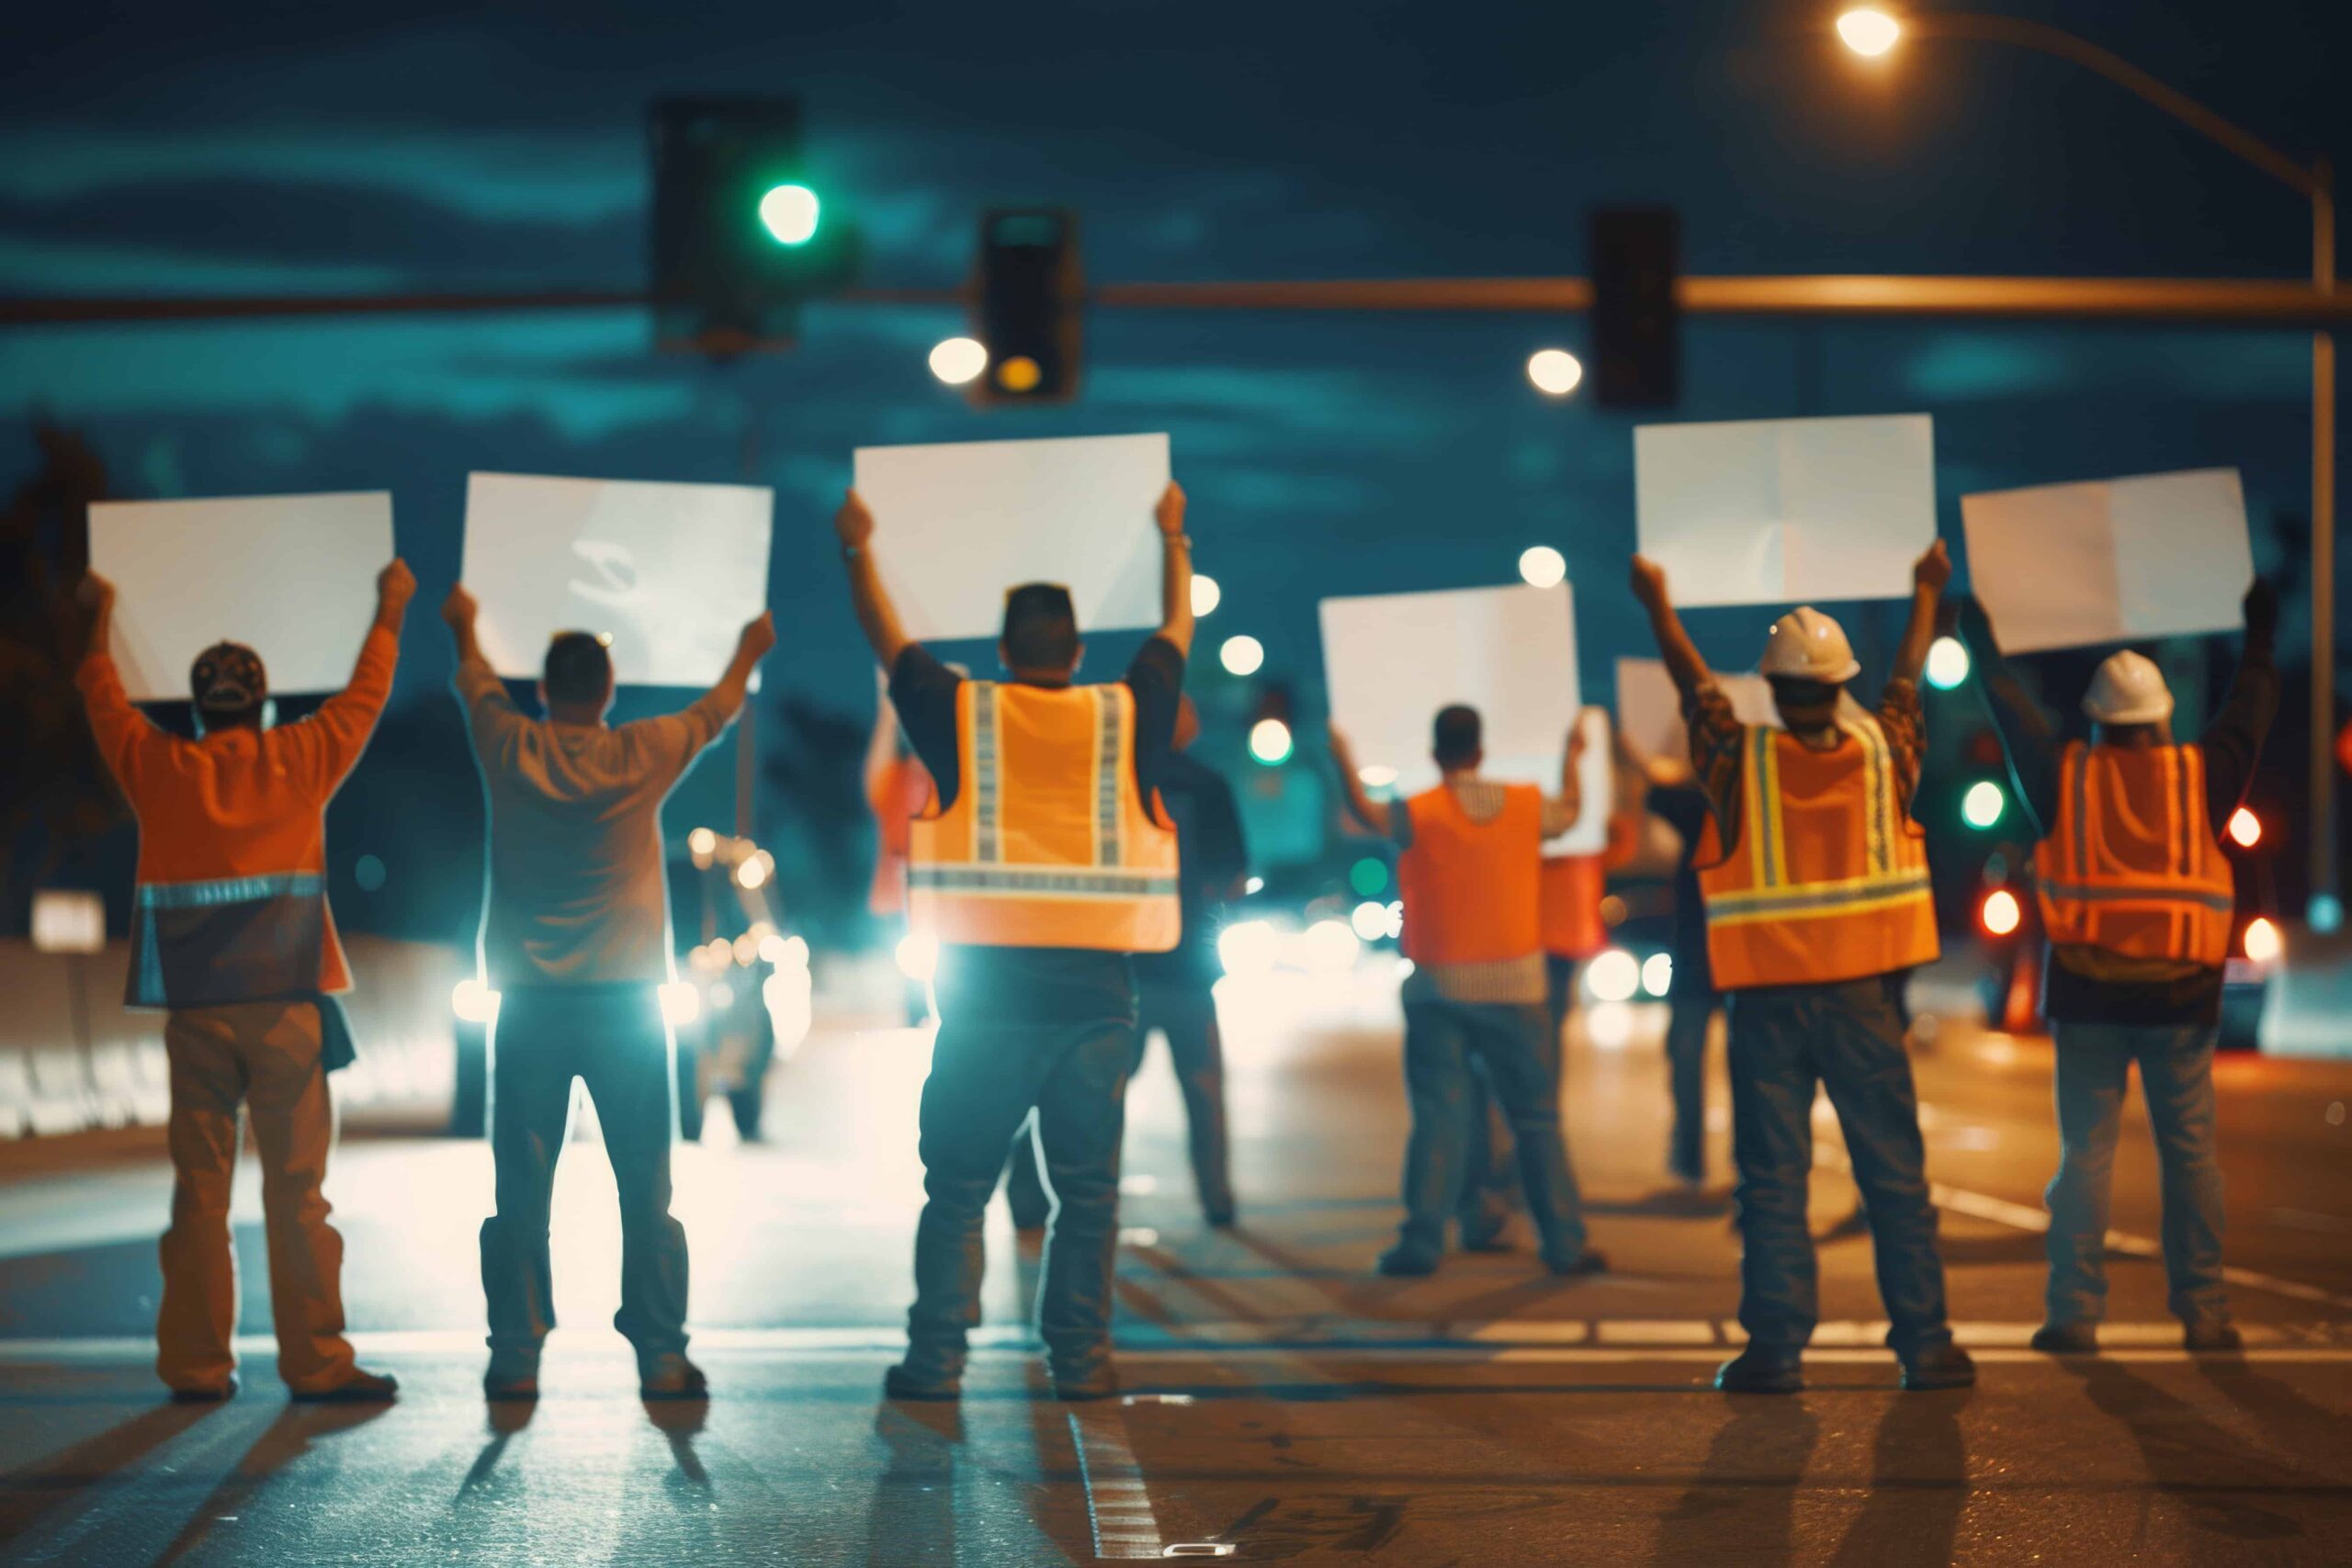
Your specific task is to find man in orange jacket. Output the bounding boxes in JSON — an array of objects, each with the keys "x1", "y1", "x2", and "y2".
[
  {"x1": 837, "y1": 480, "x2": 1194, "y2": 1404},
  {"x1": 77, "y1": 563, "x2": 412, "y2": 1404},
  {"x1": 1633, "y1": 541, "x2": 1973, "y2": 1394},
  {"x1": 1330, "y1": 709, "x2": 1606, "y2": 1280}
]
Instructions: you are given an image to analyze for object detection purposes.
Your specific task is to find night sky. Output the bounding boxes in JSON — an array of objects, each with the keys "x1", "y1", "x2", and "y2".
[{"x1": 4, "y1": 0, "x2": 2344, "y2": 940}]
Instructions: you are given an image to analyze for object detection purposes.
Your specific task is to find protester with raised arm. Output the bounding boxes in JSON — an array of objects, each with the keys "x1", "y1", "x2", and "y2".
[
  {"x1": 1631, "y1": 541, "x2": 1973, "y2": 1395},
  {"x1": 839, "y1": 479, "x2": 1192, "y2": 1404},
  {"x1": 446, "y1": 584, "x2": 775, "y2": 1402},
  {"x1": 77, "y1": 561, "x2": 413, "y2": 1405}
]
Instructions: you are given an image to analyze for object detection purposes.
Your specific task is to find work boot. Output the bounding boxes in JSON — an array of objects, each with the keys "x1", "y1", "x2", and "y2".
[
  {"x1": 1460, "y1": 1218, "x2": 1515, "y2": 1254},
  {"x1": 885, "y1": 1341, "x2": 965, "y2": 1402},
  {"x1": 1542, "y1": 1247, "x2": 1610, "y2": 1279},
  {"x1": 1714, "y1": 1346, "x2": 1805, "y2": 1394},
  {"x1": 483, "y1": 1348, "x2": 542, "y2": 1400},
  {"x1": 169, "y1": 1376, "x2": 239, "y2": 1404},
  {"x1": 1376, "y1": 1242, "x2": 1442, "y2": 1278},
  {"x1": 1049, "y1": 1356, "x2": 1121, "y2": 1404},
  {"x1": 1898, "y1": 1343, "x2": 1978, "y2": 1392},
  {"x1": 638, "y1": 1352, "x2": 709, "y2": 1401},
  {"x1": 290, "y1": 1368, "x2": 400, "y2": 1404},
  {"x1": 2030, "y1": 1322, "x2": 2098, "y2": 1355},
  {"x1": 2183, "y1": 1322, "x2": 2245, "y2": 1353},
  {"x1": 1203, "y1": 1201, "x2": 1238, "y2": 1230}
]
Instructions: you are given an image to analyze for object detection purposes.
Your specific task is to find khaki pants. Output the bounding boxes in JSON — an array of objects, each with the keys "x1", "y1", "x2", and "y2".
[{"x1": 158, "y1": 1001, "x2": 357, "y2": 1393}]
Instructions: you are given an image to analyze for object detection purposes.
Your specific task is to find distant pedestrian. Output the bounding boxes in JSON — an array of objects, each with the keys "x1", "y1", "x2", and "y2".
[
  {"x1": 1960, "y1": 582, "x2": 2277, "y2": 1354},
  {"x1": 838, "y1": 479, "x2": 1195, "y2": 1404},
  {"x1": 445, "y1": 584, "x2": 775, "y2": 1401},
  {"x1": 76, "y1": 564, "x2": 413, "y2": 1404},
  {"x1": 1330, "y1": 711, "x2": 1605, "y2": 1280},
  {"x1": 1643, "y1": 760, "x2": 1724, "y2": 1190},
  {"x1": 1632, "y1": 541, "x2": 1974, "y2": 1393}
]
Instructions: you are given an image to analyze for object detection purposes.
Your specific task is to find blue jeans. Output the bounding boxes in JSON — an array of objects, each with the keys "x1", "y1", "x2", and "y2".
[
  {"x1": 1726, "y1": 978, "x2": 1951, "y2": 1355},
  {"x1": 909, "y1": 968, "x2": 1136, "y2": 1378},
  {"x1": 2044, "y1": 1019, "x2": 2228, "y2": 1329},
  {"x1": 1398, "y1": 998, "x2": 1589, "y2": 1264},
  {"x1": 1664, "y1": 987, "x2": 1719, "y2": 1184}
]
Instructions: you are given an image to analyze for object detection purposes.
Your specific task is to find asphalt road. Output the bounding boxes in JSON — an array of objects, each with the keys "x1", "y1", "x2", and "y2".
[{"x1": 2, "y1": 966, "x2": 2348, "y2": 1564}]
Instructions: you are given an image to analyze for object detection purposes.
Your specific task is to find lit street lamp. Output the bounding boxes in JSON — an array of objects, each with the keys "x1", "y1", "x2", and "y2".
[{"x1": 1838, "y1": 6, "x2": 2338, "y2": 919}]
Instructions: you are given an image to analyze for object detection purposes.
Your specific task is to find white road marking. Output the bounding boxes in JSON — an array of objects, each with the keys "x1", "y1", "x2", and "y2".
[{"x1": 1068, "y1": 1407, "x2": 1167, "y2": 1561}]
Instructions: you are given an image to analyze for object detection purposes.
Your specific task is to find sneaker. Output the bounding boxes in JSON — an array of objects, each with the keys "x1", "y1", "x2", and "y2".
[
  {"x1": 1899, "y1": 1344, "x2": 1978, "y2": 1392},
  {"x1": 2030, "y1": 1322, "x2": 2098, "y2": 1355},
  {"x1": 883, "y1": 1361, "x2": 963, "y2": 1402},
  {"x1": 1543, "y1": 1247, "x2": 1610, "y2": 1278},
  {"x1": 2183, "y1": 1322, "x2": 2245, "y2": 1353},
  {"x1": 1376, "y1": 1243, "x2": 1442, "y2": 1278},
  {"x1": 169, "y1": 1377, "x2": 239, "y2": 1404},
  {"x1": 289, "y1": 1369, "x2": 400, "y2": 1404},
  {"x1": 1049, "y1": 1360, "x2": 1121, "y2": 1403},
  {"x1": 638, "y1": 1352, "x2": 709, "y2": 1401},
  {"x1": 1204, "y1": 1203, "x2": 1238, "y2": 1230},
  {"x1": 1715, "y1": 1346, "x2": 1805, "y2": 1394},
  {"x1": 483, "y1": 1348, "x2": 542, "y2": 1400}
]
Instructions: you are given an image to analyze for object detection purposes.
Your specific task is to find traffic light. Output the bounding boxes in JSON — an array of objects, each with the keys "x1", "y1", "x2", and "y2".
[
  {"x1": 1247, "y1": 682, "x2": 1295, "y2": 767},
  {"x1": 649, "y1": 96, "x2": 858, "y2": 354},
  {"x1": 967, "y1": 209, "x2": 1083, "y2": 405},
  {"x1": 1589, "y1": 208, "x2": 1679, "y2": 408}
]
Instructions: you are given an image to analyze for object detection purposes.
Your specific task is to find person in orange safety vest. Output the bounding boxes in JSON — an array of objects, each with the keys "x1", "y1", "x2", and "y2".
[
  {"x1": 1631, "y1": 540, "x2": 1974, "y2": 1397},
  {"x1": 836, "y1": 479, "x2": 1194, "y2": 1405}
]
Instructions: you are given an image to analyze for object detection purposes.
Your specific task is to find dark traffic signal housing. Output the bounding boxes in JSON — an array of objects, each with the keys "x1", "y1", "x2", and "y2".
[
  {"x1": 1590, "y1": 207, "x2": 1680, "y2": 409},
  {"x1": 649, "y1": 96, "x2": 859, "y2": 355},
  {"x1": 967, "y1": 209, "x2": 1083, "y2": 405}
]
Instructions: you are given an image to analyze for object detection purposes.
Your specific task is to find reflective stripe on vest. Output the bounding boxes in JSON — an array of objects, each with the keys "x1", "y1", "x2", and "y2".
[
  {"x1": 2033, "y1": 742, "x2": 2233, "y2": 966},
  {"x1": 908, "y1": 681, "x2": 1180, "y2": 953},
  {"x1": 129, "y1": 872, "x2": 331, "y2": 1009},
  {"x1": 1697, "y1": 716, "x2": 1940, "y2": 988}
]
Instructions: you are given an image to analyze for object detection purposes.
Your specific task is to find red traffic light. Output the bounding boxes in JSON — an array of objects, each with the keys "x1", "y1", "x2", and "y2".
[{"x1": 1979, "y1": 887, "x2": 2022, "y2": 937}]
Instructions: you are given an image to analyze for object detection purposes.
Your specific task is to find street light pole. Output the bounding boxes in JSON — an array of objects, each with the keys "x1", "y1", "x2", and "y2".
[{"x1": 1852, "y1": 8, "x2": 2340, "y2": 919}]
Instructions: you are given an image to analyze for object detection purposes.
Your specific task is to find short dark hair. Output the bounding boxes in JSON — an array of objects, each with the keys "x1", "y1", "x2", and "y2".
[
  {"x1": 1432, "y1": 705, "x2": 1483, "y2": 766},
  {"x1": 544, "y1": 631, "x2": 614, "y2": 705},
  {"x1": 1001, "y1": 583, "x2": 1080, "y2": 671}
]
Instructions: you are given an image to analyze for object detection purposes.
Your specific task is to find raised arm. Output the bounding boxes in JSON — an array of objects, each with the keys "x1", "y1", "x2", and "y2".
[
  {"x1": 299, "y1": 558, "x2": 411, "y2": 791},
  {"x1": 835, "y1": 488, "x2": 910, "y2": 670},
  {"x1": 1326, "y1": 725, "x2": 1393, "y2": 838},
  {"x1": 74, "y1": 572, "x2": 167, "y2": 790},
  {"x1": 1629, "y1": 555, "x2": 1713, "y2": 701},
  {"x1": 442, "y1": 581, "x2": 492, "y2": 676},
  {"x1": 1890, "y1": 539, "x2": 1952, "y2": 687},
  {"x1": 1543, "y1": 719, "x2": 1588, "y2": 840},
  {"x1": 1152, "y1": 482, "x2": 1195, "y2": 657},
  {"x1": 864, "y1": 665, "x2": 902, "y2": 798},
  {"x1": 1953, "y1": 594, "x2": 2062, "y2": 836},
  {"x1": 699, "y1": 611, "x2": 778, "y2": 728}
]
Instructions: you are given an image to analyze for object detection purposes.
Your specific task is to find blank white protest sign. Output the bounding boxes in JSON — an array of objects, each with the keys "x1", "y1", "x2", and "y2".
[
  {"x1": 1319, "y1": 581, "x2": 1582, "y2": 804},
  {"x1": 89, "y1": 491, "x2": 393, "y2": 700},
  {"x1": 463, "y1": 473, "x2": 772, "y2": 686},
  {"x1": 1634, "y1": 414, "x2": 1936, "y2": 606},
  {"x1": 1614, "y1": 657, "x2": 1778, "y2": 764},
  {"x1": 853, "y1": 434, "x2": 1170, "y2": 642},
  {"x1": 1961, "y1": 468, "x2": 2253, "y2": 654}
]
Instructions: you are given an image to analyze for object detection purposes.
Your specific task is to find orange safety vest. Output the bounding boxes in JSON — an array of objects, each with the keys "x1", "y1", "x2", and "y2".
[
  {"x1": 1695, "y1": 716, "x2": 1939, "y2": 989},
  {"x1": 1538, "y1": 810, "x2": 1642, "y2": 959},
  {"x1": 908, "y1": 680, "x2": 1180, "y2": 953},
  {"x1": 1396, "y1": 783, "x2": 1543, "y2": 967},
  {"x1": 2034, "y1": 741, "x2": 2233, "y2": 966}
]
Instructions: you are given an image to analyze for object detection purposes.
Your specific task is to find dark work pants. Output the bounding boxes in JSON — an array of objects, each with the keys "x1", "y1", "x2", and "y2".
[
  {"x1": 1399, "y1": 998, "x2": 1589, "y2": 1265},
  {"x1": 1132, "y1": 974, "x2": 1236, "y2": 1218},
  {"x1": 912, "y1": 974, "x2": 1136, "y2": 1377},
  {"x1": 1664, "y1": 985, "x2": 1720, "y2": 1184},
  {"x1": 1726, "y1": 978, "x2": 1951, "y2": 1356},
  {"x1": 1457, "y1": 957, "x2": 1580, "y2": 1243},
  {"x1": 481, "y1": 985, "x2": 688, "y2": 1358}
]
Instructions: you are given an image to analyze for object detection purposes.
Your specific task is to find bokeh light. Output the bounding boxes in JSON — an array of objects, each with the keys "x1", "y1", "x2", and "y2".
[
  {"x1": 928, "y1": 336, "x2": 988, "y2": 385},
  {"x1": 1519, "y1": 545, "x2": 1568, "y2": 589},
  {"x1": 1220, "y1": 635, "x2": 1265, "y2": 676},
  {"x1": 1526, "y1": 348, "x2": 1585, "y2": 397}
]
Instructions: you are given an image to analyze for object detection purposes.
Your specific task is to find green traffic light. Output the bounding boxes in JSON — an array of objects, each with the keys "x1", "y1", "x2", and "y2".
[
  {"x1": 1349, "y1": 857, "x2": 1389, "y2": 897},
  {"x1": 759, "y1": 183, "x2": 820, "y2": 245}
]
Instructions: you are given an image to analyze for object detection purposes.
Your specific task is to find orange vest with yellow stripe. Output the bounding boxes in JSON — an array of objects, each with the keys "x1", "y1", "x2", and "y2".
[
  {"x1": 2033, "y1": 741, "x2": 2233, "y2": 966},
  {"x1": 1396, "y1": 783, "x2": 1544, "y2": 966},
  {"x1": 908, "y1": 680, "x2": 1180, "y2": 953},
  {"x1": 1696, "y1": 716, "x2": 1939, "y2": 989}
]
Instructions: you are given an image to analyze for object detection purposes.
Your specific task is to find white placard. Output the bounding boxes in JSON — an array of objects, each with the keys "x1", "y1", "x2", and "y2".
[
  {"x1": 853, "y1": 434, "x2": 1170, "y2": 642},
  {"x1": 462, "y1": 472, "x2": 772, "y2": 686},
  {"x1": 1320, "y1": 582, "x2": 1581, "y2": 801},
  {"x1": 89, "y1": 491, "x2": 393, "y2": 700},
  {"x1": 1962, "y1": 468, "x2": 2253, "y2": 654},
  {"x1": 1635, "y1": 414, "x2": 1936, "y2": 606},
  {"x1": 1614, "y1": 657, "x2": 1778, "y2": 764}
]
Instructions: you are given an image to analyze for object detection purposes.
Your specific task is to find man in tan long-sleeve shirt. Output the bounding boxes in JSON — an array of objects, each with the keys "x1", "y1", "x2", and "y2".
[{"x1": 444, "y1": 585, "x2": 773, "y2": 1401}]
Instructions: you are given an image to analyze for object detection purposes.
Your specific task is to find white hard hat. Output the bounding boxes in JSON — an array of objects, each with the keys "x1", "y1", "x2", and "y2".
[
  {"x1": 2083, "y1": 650, "x2": 2174, "y2": 725},
  {"x1": 1759, "y1": 607, "x2": 1860, "y2": 683}
]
